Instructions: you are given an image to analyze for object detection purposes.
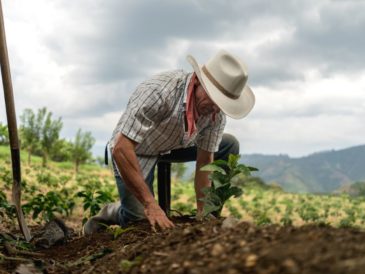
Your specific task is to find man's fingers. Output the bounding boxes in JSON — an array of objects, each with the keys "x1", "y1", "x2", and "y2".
[
  {"x1": 164, "y1": 218, "x2": 174, "y2": 228},
  {"x1": 145, "y1": 203, "x2": 174, "y2": 231},
  {"x1": 148, "y1": 218, "x2": 157, "y2": 232},
  {"x1": 158, "y1": 216, "x2": 175, "y2": 229},
  {"x1": 151, "y1": 216, "x2": 174, "y2": 231}
]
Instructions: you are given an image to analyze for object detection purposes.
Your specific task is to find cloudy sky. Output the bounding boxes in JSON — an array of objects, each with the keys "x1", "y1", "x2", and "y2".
[{"x1": 1, "y1": 0, "x2": 364, "y2": 158}]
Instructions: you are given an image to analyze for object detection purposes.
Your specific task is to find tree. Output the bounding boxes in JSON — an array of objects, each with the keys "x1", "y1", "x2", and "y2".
[
  {"x1": 71, "y1": 129, "x2": 95, "y2": 173},
  {"x1": 20, "y1": 109, "x2": 44, "y2": 165},
  {"x1": 171, "y1": 163, "x2": 187, "y2": 181},
  {"x1": 50, "y1": 138, "x2": 73, "y2": 162},
  {"x1": 40, "y1": 109, "x2": 63, "y2": 167},
  {"x1": 0, "y1": 122, "x2": 9, "y2": 145}
]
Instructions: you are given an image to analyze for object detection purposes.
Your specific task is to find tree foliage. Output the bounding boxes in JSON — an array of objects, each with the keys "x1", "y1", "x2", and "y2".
[
  {"x1": 20, "y1": 107, "x2": 63, "y2": 166},
  {"x1": 0, "y1": 122, "x2": 9, "y2": 145},
  {"x1": 40, "y1": 109, "x2": 63, "y2": 167},
  {"x1": 20, "y1": 109, "x2": 43, "y2": 164},
  {"x1": 71, "y1": 129, "x2": 95, "y2": 173},
  {"x1": 171, "y1": 163, "x2": 187, "y2": 180},
  {"x1": 50, "y1": 139, "x2": 73, "y2": 162},
  {"x1": 18, "y1": 107, "x2": 97, "y2": 171}
]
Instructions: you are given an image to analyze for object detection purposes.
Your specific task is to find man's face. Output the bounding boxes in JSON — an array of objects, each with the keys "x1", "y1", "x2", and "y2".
[{"x1": 195, "y1": 84, "x2": 220, "y2": 116}]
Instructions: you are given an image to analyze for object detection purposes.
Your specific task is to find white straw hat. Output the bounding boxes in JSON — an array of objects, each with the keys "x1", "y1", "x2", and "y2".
[{"x1": 186, "y1": 50, "x2": 255, "y2": 119}]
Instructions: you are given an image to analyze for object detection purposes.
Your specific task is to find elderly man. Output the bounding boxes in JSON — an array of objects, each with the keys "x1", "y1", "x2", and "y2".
[{"x1": 84, "y1": 49, "x2": 255, "y2": 234}]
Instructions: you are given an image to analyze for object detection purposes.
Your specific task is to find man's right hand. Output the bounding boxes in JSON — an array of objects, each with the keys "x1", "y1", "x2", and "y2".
[{"x1": 144, "y1": 201, "x2": 175, "y2": 231}]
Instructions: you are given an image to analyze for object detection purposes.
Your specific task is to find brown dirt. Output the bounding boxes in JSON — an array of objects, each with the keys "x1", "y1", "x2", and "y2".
[{"x1": 2, "y1": 216, "x2": 365, "y2": 274}]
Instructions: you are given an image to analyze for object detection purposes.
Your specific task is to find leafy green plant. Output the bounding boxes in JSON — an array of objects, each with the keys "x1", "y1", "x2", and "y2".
[
  {"x1": 298, "y1": 204, "x2": 320, "y2": 223},
  {"x1": 251, "y1": 206, "x2": 272, "y2": 225},
  {"x1": 23, "y1": 190, "x2": 75, "y2": 222},
  {"x1": 77, "y1": 188, "x2": 114, "y2": 224},
  {"x1": 173, "y1": 202, "x2": 194, "y2": 215},
  {"x1": 0, "y1": 166, "x2": 12, "y2": 190},
  {"x1": 107, "y1": 226, "x2": 135, "y2": 239},
  {"x1": 280, "y1": 214, "x2": 293, "y2": 226},
  {"x1": 36, "y1": 171, "x2": 59, "y2": 187},
  {"x1": 199, "y1": 154, "x2": 258, "y2": 217},
  {"x1": 227, "y1": 204, "x2": 243, "y2": 219},
  {"x1": 120, "y1": 256, "x2": 143, "y2": 272},
  {"x1": 0, "y1": 190, "x2": 16, "y2": 222}
]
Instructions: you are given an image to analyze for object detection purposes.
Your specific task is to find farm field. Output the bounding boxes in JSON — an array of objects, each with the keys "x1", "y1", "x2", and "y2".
[{"x1": 1, "y1": 145, "x2": 365, "y2": 273}]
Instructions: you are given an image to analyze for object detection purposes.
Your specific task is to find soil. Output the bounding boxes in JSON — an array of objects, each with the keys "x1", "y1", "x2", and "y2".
[{"x1": 2, "y1": 216, "x2": 365, "y2": 274}]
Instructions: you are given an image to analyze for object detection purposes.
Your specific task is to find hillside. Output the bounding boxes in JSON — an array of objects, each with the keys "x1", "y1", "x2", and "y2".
[{"x1": 241, "y1": 145, "x2": 365, "y2": 193}]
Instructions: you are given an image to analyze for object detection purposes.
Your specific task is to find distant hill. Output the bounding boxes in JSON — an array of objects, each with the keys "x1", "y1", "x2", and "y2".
[
  {"x1": 241, "y1": 145, "x2": 365, "y2": 193},
  {"x1": 335, "y1": 181, "x2": 365, "y2": 197}
]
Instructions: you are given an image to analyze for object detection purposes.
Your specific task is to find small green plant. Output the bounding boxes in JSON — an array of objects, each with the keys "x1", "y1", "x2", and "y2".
[
  {"x1": 120, "y1": 256, "x2": 143, "y2": 272},
  {"x1": 0, "y1": 166, "x2": 12, "y2": 190},
  {"x1": 252, "y1": 207, "x2": 272, "y2": 225},
  {"x1": 23, "y1": 190, "x2": 75, "y2": 222},
  {"x1": 173, "y1": 202, "x2": 194, "y2": 215},
  {"x1": 0, "y1": 190, "x2": 16, "y2": 222},
  {"x1": 199, "y1": 154, "x2": 258, "y2": 217},
  {"x1": 280, "y1": 214, "x2": 293, "y2": 226},
  {"x1": 227, "y1": 204, "x2": 243, "y2": 219},
  {"x1": 298, "y1": 204, "x2": 320, "y2": 223},
  {"x1": 77, "y1": 188, "x2": 114, "y2": 224},
  {"x1": 107, "y1": 226, "x2": 135, "y2": 239}
]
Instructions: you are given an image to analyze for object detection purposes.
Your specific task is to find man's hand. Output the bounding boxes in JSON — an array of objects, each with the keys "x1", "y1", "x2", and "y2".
[{"x1": 144, "y1": 201, "x2": 175, "y2": 231}]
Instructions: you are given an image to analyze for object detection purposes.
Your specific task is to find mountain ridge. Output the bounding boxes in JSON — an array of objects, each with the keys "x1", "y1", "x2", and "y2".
[
  {"x1": 182, "y1": 144, "x2": 365, "y2": 193},
  {"x1": 241, "y1": 144, "x2": 365, "y2": 193}
]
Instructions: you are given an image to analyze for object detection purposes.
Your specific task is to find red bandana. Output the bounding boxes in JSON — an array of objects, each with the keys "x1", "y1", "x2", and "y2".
[
  {"x1": 185, "y1": 73, "x2": 217, "y2": 137},
  {"x1": 186, "y1": 73, "x2": 200, "y2": 137}
]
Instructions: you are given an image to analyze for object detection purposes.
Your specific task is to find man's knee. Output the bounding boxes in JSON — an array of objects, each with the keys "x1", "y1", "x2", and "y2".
[
  {"x1": 223, "y1": 133, "x2": 240, "y2": 155},
  {"x1": 215, "y1": 133, "x2": 240, "y2": 160}
]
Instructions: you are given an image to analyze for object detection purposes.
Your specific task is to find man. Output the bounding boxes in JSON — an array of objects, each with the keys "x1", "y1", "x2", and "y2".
[{"x1": 84, "y1": 49, "x2": 255, "y2": 234}]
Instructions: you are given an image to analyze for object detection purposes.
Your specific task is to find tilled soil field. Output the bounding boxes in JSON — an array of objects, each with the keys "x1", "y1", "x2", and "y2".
[{"x1": 2, "y1": 216, "x2": 365, "y2": 274}]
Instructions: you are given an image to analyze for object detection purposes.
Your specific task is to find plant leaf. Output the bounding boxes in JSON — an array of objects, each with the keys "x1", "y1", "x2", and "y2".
[
  {"x1": 200, "y1": 164, "x2": 226, "y2": 175},
  {"x1": 210, "y1": 159, "x2": 228, "y2": 167},
  {"x1": 228, "y1": 154, "x2": 240, "y2": 169},
  {"x1": 227, "y1": 186, "x2": 243, "y2": 198},
  {"x1": 248, "y1": 166, "x2": 259, "y2": 172},
  {"x1": 236, "y1": 164, "x2": 252, "y2": 176}
]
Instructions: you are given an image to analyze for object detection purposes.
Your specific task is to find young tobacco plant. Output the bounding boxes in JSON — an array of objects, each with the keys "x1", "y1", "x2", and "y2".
[{"x1": 199, "y1": 154, "x2": 258, "y2": 218}]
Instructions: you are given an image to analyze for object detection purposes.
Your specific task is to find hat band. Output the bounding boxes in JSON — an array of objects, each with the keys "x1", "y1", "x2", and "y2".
[{"x1": 202, "y1": 66, "x2": 239, "y2": 99}]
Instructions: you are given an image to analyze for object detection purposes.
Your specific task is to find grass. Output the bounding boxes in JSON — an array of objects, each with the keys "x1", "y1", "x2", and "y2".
[{"x1": 2, "y1": 144, "x2": 365, "y2": 230}]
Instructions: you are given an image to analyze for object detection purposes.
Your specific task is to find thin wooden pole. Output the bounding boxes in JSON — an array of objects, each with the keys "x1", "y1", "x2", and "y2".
[{"x1": 0, "y1": 0, "x2": 31, "y2": 241}]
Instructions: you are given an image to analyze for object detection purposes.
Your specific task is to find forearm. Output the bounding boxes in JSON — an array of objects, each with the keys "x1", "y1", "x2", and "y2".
[
  {"x1": 194, "y1": 166, "x2": 211, "y2": 212},
  {"x1": 112, "y1": 135, "x2": 155, "y2": 206},
  {"x1": 194, "y1": 149, "x2": 214, "y2": 212}
]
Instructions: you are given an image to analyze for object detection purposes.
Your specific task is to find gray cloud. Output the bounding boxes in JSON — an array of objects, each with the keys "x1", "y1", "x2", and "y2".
[{"x1": 3, "y1": 0, "x2": 365, "y2": 157}]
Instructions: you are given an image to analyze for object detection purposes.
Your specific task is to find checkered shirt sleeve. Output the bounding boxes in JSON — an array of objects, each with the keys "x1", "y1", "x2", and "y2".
[
  {"x1": 195, "y1": 112, "x2": 226, "y2": 153},
  {"x1": 117, "y1": 82, "x2": 168, "y2": 143}
]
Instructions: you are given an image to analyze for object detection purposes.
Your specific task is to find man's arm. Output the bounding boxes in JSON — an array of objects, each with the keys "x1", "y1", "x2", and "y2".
[
  {"x1": 112, "y1": 133, "x2": 174, "y2": 230},
  {"x1": 194, "y1": 148, "x2": 214, "y2": 213}
]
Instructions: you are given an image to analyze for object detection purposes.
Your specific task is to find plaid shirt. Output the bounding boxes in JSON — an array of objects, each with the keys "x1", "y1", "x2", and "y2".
[{"x1": 109, "y1": 70, "x2": 226, "y2": 179}]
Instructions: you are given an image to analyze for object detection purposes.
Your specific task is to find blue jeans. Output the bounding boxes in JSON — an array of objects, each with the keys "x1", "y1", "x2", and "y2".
[{"x1": 113, "y1": 133, "x2": 239, "y2": 227}]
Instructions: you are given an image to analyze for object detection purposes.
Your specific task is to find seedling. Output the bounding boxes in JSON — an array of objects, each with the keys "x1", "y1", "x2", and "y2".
[
  {"x1": 199, "y1": 154, "x2": 258, "y2": 218},
  {"x1": 77, "y1": 187, "x2": 114, "y2": 224},
  {"x1": 107, "y1": 226, "x2": 135, "y2": 239}
]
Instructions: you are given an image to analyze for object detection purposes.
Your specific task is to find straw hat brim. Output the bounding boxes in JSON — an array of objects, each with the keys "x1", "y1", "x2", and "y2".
[{"x1": 187, "y1": 54, "x2": 255, "y2": 119}]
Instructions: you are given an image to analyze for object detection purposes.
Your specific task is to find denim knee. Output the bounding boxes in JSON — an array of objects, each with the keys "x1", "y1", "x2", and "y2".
[
  {"x1": 223, "y1": 133, "x2": 240, "y2": 155},
  {"x1": 215, "y1": 133, "x2": 240, "y2": 161}
]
